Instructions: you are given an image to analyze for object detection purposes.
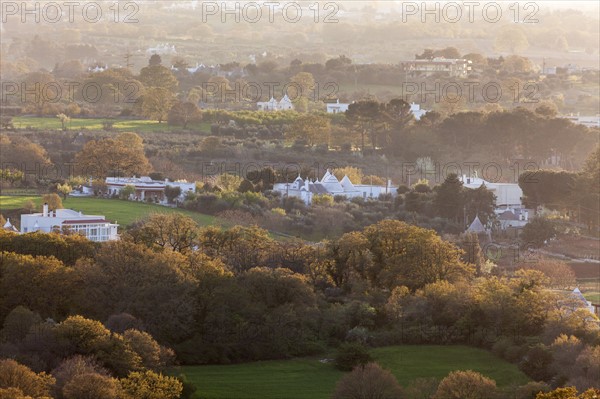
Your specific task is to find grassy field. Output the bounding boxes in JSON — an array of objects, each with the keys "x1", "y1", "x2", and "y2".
[
  {"x1": 12, "y1": 116, "x2": 211, "y2": 133},
  {"x1": 585, "y1": 292, "x2": 600, "y2": 303},
  {"x1": 177, "y1": 345, "x2": 529, "y2": 399},
  {"x1": 0, "y1": 196, "x2": 215, "y2": 227},
  {"x1": 577, "y1": 278, "x2": 600, "y2": 303}
]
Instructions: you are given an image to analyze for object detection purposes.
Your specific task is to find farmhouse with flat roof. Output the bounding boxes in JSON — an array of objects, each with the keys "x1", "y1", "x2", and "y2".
[{"x1": 20, "y1": 204, "x2": 118, "y2": 242}]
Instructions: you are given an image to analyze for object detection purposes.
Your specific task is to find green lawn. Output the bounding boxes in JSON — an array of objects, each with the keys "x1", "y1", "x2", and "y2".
[
  {"x1": 584, "y1": 292, "x2": 600, "y2": 303},
  {"x1": 177, "y1": 345, "x2": 529, "y2": 399},
  {"x1": 12, "y1": 116, "x2": 211, "y2": 133},
  {"x1": 577, "y1": 278, "x2": 600, "y2": 303},
  {"x1": 0, "y1": 196, "x2": 215, "y2": 227}
]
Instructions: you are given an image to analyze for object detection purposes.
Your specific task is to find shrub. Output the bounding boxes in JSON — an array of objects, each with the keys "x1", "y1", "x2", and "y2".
[
  {"x1": 312, "y1": 194, "x2": 334, "y2": 206},
  {"x1": 434, "y1": 370, "x2": 497, "y2": 399},
  {"x1": 521, "y1": 218, "x2": 556, "y2": 248},
  {"x1": 332, "y1": 363, "x2": 403, "y2": 399},
  {"x1": 519, "y1": 345, "x2": 555, "y2": 382},
  {"x1": 405, "y1": 377, "x2": 440, "y2": 399},
  {"x1": 0, "y1": 359, "x2": 55, "y2": 398},
  {"x1": 492, "y1": 337, "x2": 513, "y2": 359},
  {"x1": 334, "y1": 343, "x2": 373, "y2": 371},
  {"x1": 505, "y1": 344, "x2": 527, "y2": 363},
  {"x1": 397, "y1": 185, "x2": 410, "y2": 194},
  {"x1": 514, "y1": 381, "x2": 550, "y2": 399},
  {"x1": 120, "y1": 371, "x2": 182, "y2": 399},
  {"x1": 62, "y1": 372, "x2": 119, "y2": 399},
  {"x1": 345, "y1": 327, "x2": 370, "y2": 345}
]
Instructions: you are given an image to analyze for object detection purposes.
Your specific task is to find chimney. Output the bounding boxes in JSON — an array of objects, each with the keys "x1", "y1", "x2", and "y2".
[{"x1": 43, "y1": 203, "x2": 49, "y2": 217}]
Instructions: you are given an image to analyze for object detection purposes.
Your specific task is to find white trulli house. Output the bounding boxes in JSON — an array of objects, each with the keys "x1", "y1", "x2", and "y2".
[
  {"x1": 257, "y1": 95, "x2": 294, "y2": 111},
  {"x1": 273, "y1": 169, "x2": 397, "y2": 205}
]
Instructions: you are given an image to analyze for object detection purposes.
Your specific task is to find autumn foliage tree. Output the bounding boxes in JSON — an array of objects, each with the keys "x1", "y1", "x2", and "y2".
[
  {"x1": 332, "y1": 363, "x2": 404, "y2": 399},
  {"x1": 0, "y1": 359, "x2": 55, "y2": 398},
  {"x1": 287, "y1": 114, "x2": 331, "y2": 146},
  {"x1": 362, "y1": 220, "x2": 474, "y2": 290},
  {"x1": 120, "y1": 370, "x2": 182, "y2": 399},
  {"x1": 74, "y1": 132, "x2": 151, "y2": 178},
  {"x1": 434, "y1": 370, "x2": 497, "y2": 399},
  {"x1": 168, "y1": 101, "x2": 202, "y2": 128}
]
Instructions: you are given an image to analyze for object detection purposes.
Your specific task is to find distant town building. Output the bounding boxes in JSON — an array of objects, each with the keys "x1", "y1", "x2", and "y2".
[
  {"x1": 20, "y1": 204, "x2": 118, "y2": 242},
  {"x1": 561, "y1": 113, "x2": 600, "y2": 129},
  {"x1": 410, "y1": 102, "x2": 428, "y2": 120},
  {"x1": 257, "y1": 95, "x2": 294, "y2": 111},
  {"x1": 400, "y1": 58, "x2": 472, "y2": 78},
  {"x1": 105, "y1": 176, "x2": 195, "y2": 203},
  {"x1": 326, "y1": 99, "x2": 351, "y2": 114},
  {"x1": 146, "y1": 43, "x2": 176, "y2": 55},
  {"x1": 273, "y1": 169, "x2": 397, "y2": 205},
  {"x1": 88, "y1": 65, "x2": 107, "y2": 73},
  {"x1": 172, "y1": 62, "x2": 208, "y2": 74}
]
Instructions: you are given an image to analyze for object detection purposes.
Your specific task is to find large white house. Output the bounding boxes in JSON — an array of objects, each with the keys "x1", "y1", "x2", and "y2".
[
  {"x1": 20, "y1": 204, "x2": 118, "y2": 242},
  {"x1": 461, "y1": 174, "x2": 523, "y2": 209},
  {"x1": 273, "y1": 169, "x2": 397, "y2": 205},
  {"x1": 257, "y1": 95, "x2": 294, "y2": 111},
  {"x1": 105, "y1": 176, "x2": 196, "y2": 203},
  {"x1": 326, "y1": 99, "x2": 351, "y2": 114},
  {"x1": 460, "y1": 173, "x2": 531, "y2": 228}
]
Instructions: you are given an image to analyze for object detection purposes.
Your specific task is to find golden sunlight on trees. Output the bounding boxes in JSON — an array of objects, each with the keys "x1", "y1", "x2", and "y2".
[{"x1": 74, "y1": 132, "x2": 151, "y2": 178}]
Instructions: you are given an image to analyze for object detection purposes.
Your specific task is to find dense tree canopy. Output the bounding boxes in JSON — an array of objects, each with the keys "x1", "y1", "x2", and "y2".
[{"x1": 74, "y1": 132, "x2": 151, "y2": 178}]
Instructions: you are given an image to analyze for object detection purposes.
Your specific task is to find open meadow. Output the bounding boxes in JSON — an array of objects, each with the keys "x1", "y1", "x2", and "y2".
[
  {"x1": 0, "y1": 195, "x2": 216, "y2": 228},
  {"x1": 12, "y1": 116, "x2": 211, "y2": 134},
  {"x1": 177, "y1": 345, "x2": 530, "y2": 399}
]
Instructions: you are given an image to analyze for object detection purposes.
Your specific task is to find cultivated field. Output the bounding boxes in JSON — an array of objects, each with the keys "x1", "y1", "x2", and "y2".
[{"x1": 11, "y1": 116, "x2": 211, "y2": 133}]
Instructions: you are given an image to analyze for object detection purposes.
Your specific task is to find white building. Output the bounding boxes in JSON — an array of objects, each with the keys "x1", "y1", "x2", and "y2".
[
  {"x1": 3, "y1": 218, "x2": 18, "y2": 233},
  {"x1": 88, "y1": 65, "x2": 107, "y2": 73},
  {"x1": 257, "y1": 95, "x2": 294, "y2": 111},
  {"x1": 466, "y1": 215, "x2": 492, "y2": 240},
  {"x1": 461, "y1": 174, "x2": 523, "y2": 209},
  {"x1": 570, "y1": 288, "x2": 596, "y2": 316},
  {"x1": 460, "y1": 173, "x2": 530, "y2": 228},
  {"x1": 146, "y1": 43, "x2": 176, "y2": 55},
  {"x1": 410, "y1": 102, "x2": 428, "y2": 120},
  {"x1": 20, "y1": 204, "x2": 118, "y2": 242},
  {"x1": 105, "y1": 176, "x2": 196, "y2": 203},
  {"x1": 400, "y1": 58, "x2": 472, "y2": 78},
  {"x1": 273, "y1": 169, "x2": 397, "y2": 205},
  {"x1": 497, "y1": 209, "x2": 529, "y2": 229},
  {"x1": 326, "y1": 99, "x2": 351, "y2": 114},
  {"x1": 561, "y1": 114, "x2": 600, "y2": 129}
]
